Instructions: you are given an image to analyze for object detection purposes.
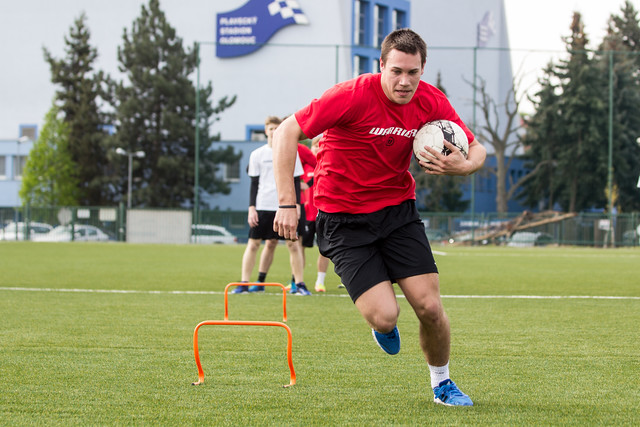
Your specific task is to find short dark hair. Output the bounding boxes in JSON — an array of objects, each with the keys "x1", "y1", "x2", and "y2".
[
  {"x1": 380, "y1": 28, "x2": 427, "y2": 66},
  {"x1": 264, "y1": 115, "x2": 282, "y2": 126}
]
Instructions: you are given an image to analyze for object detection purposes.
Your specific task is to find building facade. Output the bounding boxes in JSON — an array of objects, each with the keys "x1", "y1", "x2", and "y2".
[
  {"x1": 200, "y1": 0, "x2": 522, "y2": 212},
  {"x1": 1, "y1": 0, "x2": 528, "y2": 212}
]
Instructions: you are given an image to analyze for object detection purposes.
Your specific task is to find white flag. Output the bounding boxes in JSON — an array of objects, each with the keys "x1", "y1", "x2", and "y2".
[{"x1": 477, "y1": 11, "x2": 496, "y2": 48}]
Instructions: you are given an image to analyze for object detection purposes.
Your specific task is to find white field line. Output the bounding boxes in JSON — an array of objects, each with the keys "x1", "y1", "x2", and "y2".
[
  {"x1": 444, "y1": 251, "x2": 640, "y2": 259},
  {"x1": 1, "y1": 287, "x2": 639, "y2": 300}
]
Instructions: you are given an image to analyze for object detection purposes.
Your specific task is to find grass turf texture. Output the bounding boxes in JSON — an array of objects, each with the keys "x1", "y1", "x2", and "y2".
[{"x1": 1, "y1": 242, "x2": 639, "y2": 425}]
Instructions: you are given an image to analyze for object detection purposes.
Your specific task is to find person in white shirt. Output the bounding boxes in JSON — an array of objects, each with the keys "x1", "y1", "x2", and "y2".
[{"x1": 234, "y1": 116, "x2": 311, "y2": 295}]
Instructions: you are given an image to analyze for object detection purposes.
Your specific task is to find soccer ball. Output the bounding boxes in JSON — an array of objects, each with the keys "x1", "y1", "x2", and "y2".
[{"x1": 413, "y1": 120, "x2": 469, "y2": 163}]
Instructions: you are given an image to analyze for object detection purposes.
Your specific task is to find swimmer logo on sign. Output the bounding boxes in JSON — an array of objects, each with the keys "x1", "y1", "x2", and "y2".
[{"x1": 217, "y1": 0, "x2": 309, "y2": 58}]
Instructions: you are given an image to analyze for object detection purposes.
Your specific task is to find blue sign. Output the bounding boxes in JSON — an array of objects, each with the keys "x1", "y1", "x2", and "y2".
[{"x1": 217, "y1": 0, "x2": 309, "y2": 58}]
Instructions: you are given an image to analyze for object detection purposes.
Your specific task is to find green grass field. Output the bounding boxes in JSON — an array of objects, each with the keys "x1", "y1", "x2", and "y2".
[{"x1": 1, "y1": 242, "x2": 639, "y2": 425}]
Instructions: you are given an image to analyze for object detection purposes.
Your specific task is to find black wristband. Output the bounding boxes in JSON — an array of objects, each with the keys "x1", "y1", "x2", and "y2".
[{"x1": 279, "y1": 205, "x2": 297, "y2": 209}]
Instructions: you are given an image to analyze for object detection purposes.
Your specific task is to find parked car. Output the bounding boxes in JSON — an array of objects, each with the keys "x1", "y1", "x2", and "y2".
[
  {"x1": 507, "y1": 231, "x2": 554, "y2": 247},
  {"x1": 622, "y1": 229, "x2": 639, "y2": 246},
  {"x1": 0, "y1": 222, "x2": 53, "y2": 241},
  {"x1": 191, "y1": 224, "x2": 238, "y2": 244},
  {"x1": 33, "y1": 224, "x2": 111, "y2": 242}
]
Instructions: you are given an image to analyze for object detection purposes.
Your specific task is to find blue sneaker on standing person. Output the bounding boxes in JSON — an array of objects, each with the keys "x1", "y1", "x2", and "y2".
[
  {"x1": 287, "y1": 277, "x2": 298, "y2": 294},
  {"x1": 372, "y1": 326, "x2": 401, "y2": 355},
  {"x1": 295, "y1": 282, "x2": 311, "y2": 295},
  {"x1": 432, "y1": 379, "x2": 473, "y2": 406},
  {"x1": 231, "y1": 284, "x2": 249, "y2": 294},
  {"x1": 249, "y1": 272, "x2": 268, "y2": 293}
]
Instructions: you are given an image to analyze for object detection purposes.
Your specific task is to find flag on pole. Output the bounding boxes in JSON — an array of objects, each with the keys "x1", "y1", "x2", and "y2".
[{"x1": 477, "y1": 11, "x2": 496, "y2": 48}]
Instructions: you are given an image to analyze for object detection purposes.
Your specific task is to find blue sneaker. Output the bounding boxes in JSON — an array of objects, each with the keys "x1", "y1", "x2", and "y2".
[
  {"x1": 248, "y1": 285, "x2": 265, "y2": 293},
  {"x1": 289, "y1": 282, "x2": 298, "y2": 294},
  {"x1": 295, "y1": 283, "x2": 311, "y2": 296},
  {"x1": 372, "y1": 326, "x2": 400, "y2": 355},
  {"x1": 231, "y1": 285, "x2": 249, "y2": 294},
  {"x1": 433, "y1": 379, "x2": 473, "y2": 406}
]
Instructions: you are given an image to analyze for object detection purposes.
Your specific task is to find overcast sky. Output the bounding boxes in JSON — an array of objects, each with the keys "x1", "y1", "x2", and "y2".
[{"x1": 0, "y1": 0, "x2": 637, "y2": 138}]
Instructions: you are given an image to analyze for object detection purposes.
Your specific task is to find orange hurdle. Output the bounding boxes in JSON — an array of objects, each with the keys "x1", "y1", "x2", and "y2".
[{"x1": 192, "y1": 282, "x2": 296, "y2": 388}]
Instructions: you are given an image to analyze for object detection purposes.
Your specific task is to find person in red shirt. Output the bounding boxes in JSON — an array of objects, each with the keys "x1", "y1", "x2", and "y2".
[
  {"x1": 272, "y1": 29, "x2": 485, "y2": 406},
  {"x1": 299, "y1": 136, "x2": 332, "y2": 292}
]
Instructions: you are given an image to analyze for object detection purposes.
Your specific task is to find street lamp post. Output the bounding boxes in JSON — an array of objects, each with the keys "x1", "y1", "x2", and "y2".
[
  {"x1": 16, "y1": 136, "x2": 31, "y2": 180},
  {"x1": 116, "y1": 147, "x2": 145, "y2": 209}
]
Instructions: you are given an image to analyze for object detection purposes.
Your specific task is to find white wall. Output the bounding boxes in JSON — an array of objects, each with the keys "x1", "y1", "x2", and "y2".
[{"x1": 0, "y1": 0, "x2": 512, "y2": 142}]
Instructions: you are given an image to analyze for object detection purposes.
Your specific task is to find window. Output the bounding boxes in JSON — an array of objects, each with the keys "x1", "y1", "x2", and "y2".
[
  {"x1": 393, "y1": 9, "x2": 406, "y2": 30},
  {"x1": 224, "y1": 159, "x2": 241, "y2": 182},
  {"x1": 19, "y1": 124, "x2": 37, "y2": 141},
  {"x1": 354, "y1": 0, "x2": 369, "y2": 46},
  {"x1": 372, "y1": 58, "x2": 380, "y2": 73},
  {"x1": 354, "y1": 55, "x2": 369, "y2": 77},
  {"x1": 0, "y1": 156, "x2": 6, "y2": 179},
  {"x1": 13, "y1": 155, "x2": 26, "y2": 180},
  {"x1": 246, "y1": 125, "x2": 266, "y2": 141},
  {"x1": 374, "y1": 5, "x2": 388, "y2": 47},
  {"x1": 250, "y1": 130, "x2": 266, "y2": 141}
]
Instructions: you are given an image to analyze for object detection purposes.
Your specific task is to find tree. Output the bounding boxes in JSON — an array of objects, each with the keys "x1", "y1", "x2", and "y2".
[
  {"x1": 554, "y1": 13, "x2": 609, "y2": 212},
  {"x1": 44, "y1": 13, "x2": 113, "y2": 206},
  {"x1": 608, "y1": 0, "x2": 640, "y2": 56},
  {"x1": 114, "y1": 0, "x2": 238, "y2": 208},
  {"x1": 469, "y1": 74, "x2": 544, "y2": 213},
  {"x1": 411, "y1": 72, "x2": 468, "y2": 212},
  {"x1": 520, "y1": 12, "x2": 609, "y2": 213},
  {"x1": 519, "y1": 65, "x2": 564, "y2": 210},
  {"x1": 20, "y1": 103, "x2": 79, "y2": 206},
  {"x1": 598, "y1": 1, "x2": 640, "y2": 212}
]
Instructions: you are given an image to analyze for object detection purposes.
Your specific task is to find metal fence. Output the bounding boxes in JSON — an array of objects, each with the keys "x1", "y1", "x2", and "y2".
[
  {"x1": 420, "y1": 211, "x2": 640, "y2": 247},
  {"x1": 1, "y1": 206, "x2": 639, "y2": 247}
]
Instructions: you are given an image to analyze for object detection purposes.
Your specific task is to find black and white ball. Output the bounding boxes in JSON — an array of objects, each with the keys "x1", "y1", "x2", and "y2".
[{"x1": 413, "y1": 120, "x2": 469, "y2": 163}]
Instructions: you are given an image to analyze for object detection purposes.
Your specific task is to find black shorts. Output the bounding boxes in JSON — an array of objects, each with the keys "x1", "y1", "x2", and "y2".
[
  {"x1": 301, "y1": 220, "x2": 316, "y2": 248},
  {"x1": 316, "y1": 200, "x2": 438, "y2": 302},
  {"x1": 248, "y1": 211, "x2": 281, "y2": 240},
  {"x1": 248, "y1": 210, "x2": 305, "y2": 241}
]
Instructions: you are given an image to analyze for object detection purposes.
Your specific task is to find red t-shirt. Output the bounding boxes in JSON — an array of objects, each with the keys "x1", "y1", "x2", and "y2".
[{"x1": 295, "y1": 73, "x2": 474, "y2": 214}]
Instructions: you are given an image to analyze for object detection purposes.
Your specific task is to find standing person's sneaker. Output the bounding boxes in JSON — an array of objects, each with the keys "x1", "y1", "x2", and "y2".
[
  {"x1": 231, "y1": 285, "x2": 249, "y2": 294},
  {"x1": 248, "y1": 285, "x2": 265, "y2": 293},
  {"x1": 372, "y1": 326, "x2": 401, "y2": 355},
  {"x1": 295, "y1": 283, "x2": 312, "y2": 295},
  {"x1": 288, "y1": 282, "x2": 298, "y2": 294},
  {"x1": 314, "y1": 283, "x2": 326, "y2": 292},
  {"x1": 432, "y1": 379, "x2": 473, "y2": 406}
]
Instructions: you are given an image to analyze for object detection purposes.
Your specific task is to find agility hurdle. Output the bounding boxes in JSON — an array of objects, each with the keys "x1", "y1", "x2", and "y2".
[{"x1": 192, "y1": 282, "x2": 296, "y2": 388}]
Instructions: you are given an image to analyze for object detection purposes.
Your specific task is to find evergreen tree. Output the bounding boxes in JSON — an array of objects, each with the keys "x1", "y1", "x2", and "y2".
[
  {"x1": 19, "y1": 103, "x2": 79, "y2": 206},
  {"x1": 608, "y1": 0, "x2": 640, "y2": 56},
  {"x1": 519, "y1": 65, "x2": 564, "y2": 210},
  {"x1": 411, "y1": 72, "x2": 468, "y2": 212},
  {"x1": 553, "y1": 13, "x2": 608, "y2": 212},
  {"x1": 114, "y1": 0, "x2": 238, "y2": 208},
  {"x1": 598, "y1": 1, "x2": 640, "y2": 212},
  {"x1": 521, "y1": 12, "x2": 608, "y2": 212},
  {"x1": 44, "y1": 13, "x2": 113, "y2": 206}
]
